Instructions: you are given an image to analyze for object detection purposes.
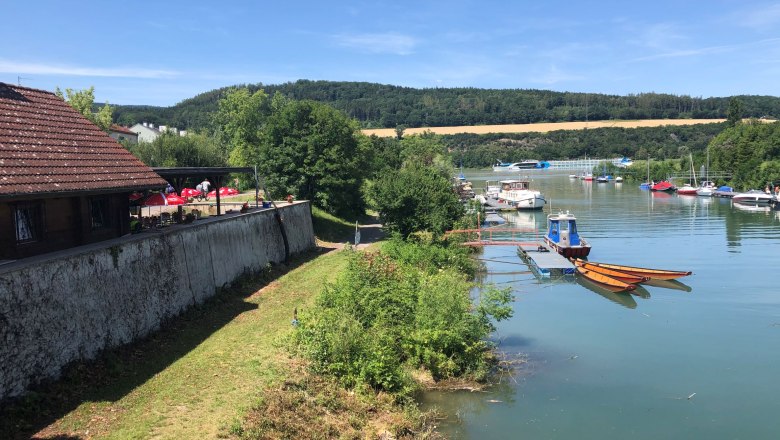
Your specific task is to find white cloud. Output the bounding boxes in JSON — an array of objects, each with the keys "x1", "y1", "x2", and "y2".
[
  {"x1": 332, "y1": 32, "x2": 417, "y2": 55},
  {"x1": 631, "y1": 37, "x2": 780, "y2": 62},
  {"x1": 0, "y1": 59, "x2": 179, "y2": 79}
]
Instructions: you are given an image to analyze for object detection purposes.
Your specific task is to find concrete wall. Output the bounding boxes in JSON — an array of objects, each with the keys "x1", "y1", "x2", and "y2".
[{"x1": 0, "y1": 202, "x2": 314, "y2": 400}]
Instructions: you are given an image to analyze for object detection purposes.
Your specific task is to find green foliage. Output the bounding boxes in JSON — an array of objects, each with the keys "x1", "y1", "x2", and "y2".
[
  {"x1": 380, "y1": 235, "x2": 478, "y2": 278},
  {"x1": 293, "y1": 242, "x2": 512, "y2": 395},
  {"x1": 126, "y1": 131, "x2": 226, "y2": 167},
  {"x1": 370, "y1": 163, "x2": 463, "y2": 237},
  {"x1": 56, "y1": 86, "x2": 113, "y2": 132},
  {"x1": 709, "y1": 120, "x2": 780, "y2": 189},
  {"x1": 443, "y1": 123, "x2": 726, "y2": 167},
  {"x1": 255, "y1": 100, "x2": 371, "y2": 218},
  {"x1": 112, "y1": 80, "x2": 780, "y2": 131},
  {"x1": 213, "y1": 88, "x2": 271, "y2": 166},
  {"x1": 727, "y1": 97, "x2": 744, "y2": 127}
]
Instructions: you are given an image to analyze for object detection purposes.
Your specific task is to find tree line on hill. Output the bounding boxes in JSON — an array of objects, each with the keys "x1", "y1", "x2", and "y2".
[{"x1": 110, "y1": 80, "x2": 780, "y2": 130}]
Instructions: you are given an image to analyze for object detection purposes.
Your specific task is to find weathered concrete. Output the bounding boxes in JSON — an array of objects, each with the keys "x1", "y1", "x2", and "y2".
[{"x1": 0, "y1": 202, "x2": 314, "y2": 400}]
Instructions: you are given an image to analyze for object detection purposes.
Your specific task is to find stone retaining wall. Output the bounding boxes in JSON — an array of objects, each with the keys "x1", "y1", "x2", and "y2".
[{"x1": 0, "y1": 202, "x2": 314, "y2": 400}]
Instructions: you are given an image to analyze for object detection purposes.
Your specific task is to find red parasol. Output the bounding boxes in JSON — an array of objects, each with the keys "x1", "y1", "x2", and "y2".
[
  {"x1": 180, "y1": 188, "x2": 201, "y2": 197},
  {"x1": 207, "y1": 187, "x2": 240, "y2": 197},
  {"x1": 142, "y1": 193, "x2": 188, "y2": 206},
  {"x1": 129, "y1": 192, "x2": 144, "y2": 201}
]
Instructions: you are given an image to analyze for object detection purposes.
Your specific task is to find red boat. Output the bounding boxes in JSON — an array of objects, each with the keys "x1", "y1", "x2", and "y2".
[{"x1": 650, "y1": 181, "x2": 676, "y2": 192}]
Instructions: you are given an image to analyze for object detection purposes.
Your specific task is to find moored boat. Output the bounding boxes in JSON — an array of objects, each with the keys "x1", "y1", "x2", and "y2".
[
  {"x1": 732, "y1": 189, "x2": 773, "y2": 205},
  {"x1": 713, "y1": 185, "x2": 735, "y2": 198},
  {"x1": 498, "y1": 179, "x2": 546, "y2": 210},
  {"x1": 493, "y1": 160, "x2": 540, "y2": 171},
  {"x1": 676, "y1": 183, "x2": 698, "y2": 195},
  {"x1": 696, "y1": 181, "x2": 716, "y2": 197},
  {"x1": 573, "y1": 259, "x2": 649, "y2": 284},
  {"x1": 575, "y1": 266, "x2": 636, "y2": 293},
  {"x1": 650, "y1": 181, "x2": 676, "y2": 192},
  {"x1": 543, "y1": 211, "x2": 591, "y2": 258},
  {"x1": 585, "y1": 261, "x2": 692, "y2": 280}
]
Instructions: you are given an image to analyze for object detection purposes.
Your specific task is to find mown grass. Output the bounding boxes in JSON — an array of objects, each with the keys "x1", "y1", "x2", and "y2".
[
  {"x1": 0, "y1": 248, "x2": 352, "y2": 439},
  {"x1": 311, "y1": 206, "x2": 356, "y2": 243}
]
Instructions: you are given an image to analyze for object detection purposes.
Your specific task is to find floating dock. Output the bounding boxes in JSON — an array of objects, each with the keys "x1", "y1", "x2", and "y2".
[{"x1": 517, "y1": 242, "x2": 575, "y2": 277}]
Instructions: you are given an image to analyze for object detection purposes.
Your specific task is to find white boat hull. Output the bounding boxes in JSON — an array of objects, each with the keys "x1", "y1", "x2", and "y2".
[
  {"x1": 733, "y1": 193, "x2": 773, "y2": 204},
  {"x1": 515, "y1": 194, "x2": 546, "y2": 210}
]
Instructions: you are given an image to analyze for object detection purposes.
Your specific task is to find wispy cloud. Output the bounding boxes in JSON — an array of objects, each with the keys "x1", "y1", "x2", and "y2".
[
  {"x1": 331, "y1": 32, "x2": 417, "y2": 55},
  {"x1": 631, "y1": 37, "x2": 780, "y2": 62},
  {"x1": 736, "y1": 3, "x2": 780, "y2": 30},
  {"x1": 0, "y1": 59, "x2": 179, "y2": 79}
]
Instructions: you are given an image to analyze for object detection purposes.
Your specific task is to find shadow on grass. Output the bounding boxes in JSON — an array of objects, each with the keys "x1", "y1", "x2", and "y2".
[{"x1": 0, "y1": 247, "x2": 335, "y2": 440}]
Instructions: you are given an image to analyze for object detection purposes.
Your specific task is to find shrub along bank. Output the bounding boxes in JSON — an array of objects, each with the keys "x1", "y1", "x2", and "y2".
[{"x1": 293, "y1": 238, "x2": 511, "y2": 395}]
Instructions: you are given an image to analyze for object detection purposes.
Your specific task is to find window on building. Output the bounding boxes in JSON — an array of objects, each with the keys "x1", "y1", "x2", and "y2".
[
  {"x1": 14, "y1": 203, "x2": 44, "y2": 243},
  {"x1": 90, "y1": 197, "x2": 110, "y2": 229}
]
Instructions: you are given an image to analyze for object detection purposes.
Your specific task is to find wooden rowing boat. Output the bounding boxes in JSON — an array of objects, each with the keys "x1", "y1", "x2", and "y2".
[
  {"x1": 585, "y1": 261, "x2": 692, "y2": 280},
  {"x1": 573, "y1": 259, "x2": 649, "y2": 283},
  {"x1": 575, "y1": 266, "x2": 636, "y2": 293}
]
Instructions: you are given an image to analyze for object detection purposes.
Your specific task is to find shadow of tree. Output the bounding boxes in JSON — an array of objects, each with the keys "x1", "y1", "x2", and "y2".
[{"x1": 0, "y1": 247, "x2": 334, "y2": 440}]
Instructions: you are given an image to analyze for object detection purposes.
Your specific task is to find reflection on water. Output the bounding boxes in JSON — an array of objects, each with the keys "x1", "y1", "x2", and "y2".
[
  {"x1": 575, "y1": 276, "x2": 638, "y2": 309},
  {"x1": 426, "y1": 171, "x2": 780, "y2": 439}
]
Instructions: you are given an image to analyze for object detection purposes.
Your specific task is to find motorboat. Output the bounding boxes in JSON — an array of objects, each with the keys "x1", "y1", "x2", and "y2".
[
  {"x1": 650, "y1": 181, "x2": 676, "y2": 192},
  {"x1": 696, "y1": 181, "x2": 717, "y2": 197},
  {"x1": 713, "y1": 185, "x2": 736, "y2": 198},
  {"x1": 615, "y1": 176, "x2": 624, "y2": 182},
  {"x1": 733, "y1": 190, "x2": 774, "y2": 205},
  {"x1": 492, "y1": 160, "x2": 540, "y2": 171},
  {"x1": 543, "y1": 211, "x2": 591, "y2": 258},
  {"x1": 497, "y1": 180, "x2": 546, "y2": 210}
]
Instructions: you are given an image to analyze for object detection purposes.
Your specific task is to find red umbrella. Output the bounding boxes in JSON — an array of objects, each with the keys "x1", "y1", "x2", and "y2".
[
  {"x1": 142, "y1": 193, "x2": 188, "y2": 206},
  {"x1": 207, "y1": 187, "x2": 240, "y2": 197},
  {"x1": 166, "y1": 194, "x2": 187, "y2": 205},
  {"x1": 129, "y1": 192, "x2": 144, "y2": 201},
  {"x1": 180, "y1": 188, "x2": 201, "y2": 197}
]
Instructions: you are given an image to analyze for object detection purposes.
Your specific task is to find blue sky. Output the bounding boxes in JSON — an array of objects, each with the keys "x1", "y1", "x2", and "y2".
[{"x1": 2, "y1": 0, "x2": 780, "y2": 106}]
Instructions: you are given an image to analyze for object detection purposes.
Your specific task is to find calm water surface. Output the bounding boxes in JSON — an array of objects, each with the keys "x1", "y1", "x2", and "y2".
[{"x1": 422, "y1": 170, "x2": 780, "y2": 439}]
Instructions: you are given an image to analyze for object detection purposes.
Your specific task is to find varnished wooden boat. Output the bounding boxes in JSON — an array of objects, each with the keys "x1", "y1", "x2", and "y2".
[
  {"x1": 573, "y1": 259, "x2": 649, "y2": 283},
  {"x1": 585, "y1": 261, "x2": 692, "y2": 280},
  {"x1": 575, "y1": 266, "x2": 636, "y2": 293}
]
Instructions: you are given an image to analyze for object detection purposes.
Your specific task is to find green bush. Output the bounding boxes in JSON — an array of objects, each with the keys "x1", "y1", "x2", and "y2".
[{"x1": 293, "y1": 241, "x2": 512, "y2": 397}]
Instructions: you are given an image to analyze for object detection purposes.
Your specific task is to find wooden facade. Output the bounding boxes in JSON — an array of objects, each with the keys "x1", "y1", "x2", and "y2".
[{"x1": 0, "y1": 82, "x2": 167, "y2": 261}]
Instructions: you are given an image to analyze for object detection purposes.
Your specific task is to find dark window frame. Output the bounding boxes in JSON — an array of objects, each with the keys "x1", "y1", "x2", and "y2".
[
  {"x1": 89, "y1": 197, "x2": 111, "y2": 230},
  {"x1": 13, "y1": 202, "x2": 45, "y2": 244}
]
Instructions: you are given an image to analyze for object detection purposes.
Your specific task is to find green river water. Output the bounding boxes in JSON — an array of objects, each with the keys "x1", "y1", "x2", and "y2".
[{"x1": 421, "y1": 170, "x2": 780, "y2": 439}]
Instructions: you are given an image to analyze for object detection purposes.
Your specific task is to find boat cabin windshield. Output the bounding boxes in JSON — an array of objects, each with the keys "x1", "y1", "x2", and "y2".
[
  {"x1": 547, "y1": 212, "x2": 582, "y2": 246},
  {"x1": 500, "y1": 180, "x2": 530, "y2": 190}
]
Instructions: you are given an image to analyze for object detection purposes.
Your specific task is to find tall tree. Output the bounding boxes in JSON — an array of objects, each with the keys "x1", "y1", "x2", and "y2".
[
  {"x1": 127, "y1": 131, "x2": 226, "y2": 167},
  {"x1": 55, "y1": 86, "x2": 112, "y2": 132},
  {"x1": 257, "y1": 100, "x2": 370, "y2": 218},
  {"x1": 727, "y1": 97, "x2": 744, "y2": 127},
  {"x1": 212, "y1": 87, "x2": 271, "y2": 165}
]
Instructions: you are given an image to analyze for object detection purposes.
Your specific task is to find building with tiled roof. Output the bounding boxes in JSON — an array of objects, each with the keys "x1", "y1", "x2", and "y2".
[
  {"x1": 0, "y1": 82, "x2": 167, "y2": 259},
  {"x1": 109, "y1": 124, "x2": 139, "y2": 143}
]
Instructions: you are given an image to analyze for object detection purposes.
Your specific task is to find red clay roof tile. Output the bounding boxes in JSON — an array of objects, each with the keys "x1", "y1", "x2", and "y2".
[{"x1": 0, "y1": 82, "x2": 166, "y2": 198}]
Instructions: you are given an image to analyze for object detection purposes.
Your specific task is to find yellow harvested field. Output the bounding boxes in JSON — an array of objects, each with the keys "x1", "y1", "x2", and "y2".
[{"x1": 362, "y1": 119, "x2": 727, "y2": 137}]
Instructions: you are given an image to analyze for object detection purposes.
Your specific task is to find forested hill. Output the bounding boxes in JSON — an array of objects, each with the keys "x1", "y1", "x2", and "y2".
[{"x1": 112, "y1": 80, "x2": 780, "y2": 131}]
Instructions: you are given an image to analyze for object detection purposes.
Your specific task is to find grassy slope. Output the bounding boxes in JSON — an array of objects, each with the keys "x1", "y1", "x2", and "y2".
[{"x1": 13, "y1": 249, "x2": 350, "y2": 439}]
